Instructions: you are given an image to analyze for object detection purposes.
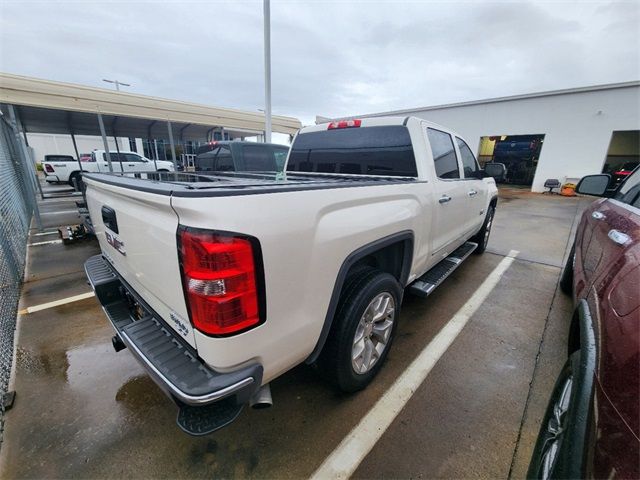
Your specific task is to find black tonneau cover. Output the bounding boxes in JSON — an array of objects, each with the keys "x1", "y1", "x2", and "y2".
[{"x1": 83, "y1": 171, "x2": 417, "y2": 198}]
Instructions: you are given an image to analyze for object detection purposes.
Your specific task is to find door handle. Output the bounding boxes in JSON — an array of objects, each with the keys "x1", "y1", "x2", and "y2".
[
  {"x1": 439, "y1": 195, "x2": 452, "y2": 204},
  {"x1": 128, "y1": 163, "x2": 135, "y2": 166},
  {"x1": 468, "y1": 190, "x2": 478, "y2": 197},
  {"x1": 608, "y1": 229, "x2": 630, "y2": 245},
  {"x1": 592, "y1": 211, "x2": 605, "y2": 220}
]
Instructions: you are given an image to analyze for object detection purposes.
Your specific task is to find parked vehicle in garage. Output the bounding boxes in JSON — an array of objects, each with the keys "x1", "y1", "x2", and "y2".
[
  {"x1": 43, "y1": 150, "x2": 174, "y2": 186},
  {"x1": 528, "y1": 167, "x2": 640, "y2": 479},
  {"x1": 611, "y1": 160, "x2": 639, "y2": 188},
  {"x1": 194, "y1": 141, "x2": 289, "y2": 172},
  {"x1": 83, "y1": 116, "x2": 504, "y2": 435}
]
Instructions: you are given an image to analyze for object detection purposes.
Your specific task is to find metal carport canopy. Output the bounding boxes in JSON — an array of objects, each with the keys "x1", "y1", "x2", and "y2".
[{"x1": 0, "y1": 72, "x2": 302, "y2": 138}]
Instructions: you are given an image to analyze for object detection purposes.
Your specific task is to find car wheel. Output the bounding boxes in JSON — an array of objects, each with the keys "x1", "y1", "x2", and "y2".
[
  {"x1": 68, "y1": 172, "x2": 82, "y2": 190},
  {"x1": 527, "y1": 352, "x2": 579, "y2": 480},
  {"x1": 559, "y1": 243, "x2": 575, "y2": 295},
  {"x1": 317, "y1": 268, "x2": 402, "y2": 392},
  {"x1": 472, "y1": 205, "x2": 495, "y2": 254}
]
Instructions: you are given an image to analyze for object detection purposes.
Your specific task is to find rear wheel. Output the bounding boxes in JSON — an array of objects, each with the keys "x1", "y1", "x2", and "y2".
[
  {"x1": 472, "y1": 205, "x2": 495, "y2": 254},
  {"x1": 527, "y1": 352, "x2": 579, "y2": 480},
  {"x1": 317, "y1": 268, "x2": 402, "y2": 392},
  {"x1": 68, "y1": 171, "x2": 82, "y2": 190},
  {"x1": 559, "y1": 243, "x2": 575, "y2": 295}
]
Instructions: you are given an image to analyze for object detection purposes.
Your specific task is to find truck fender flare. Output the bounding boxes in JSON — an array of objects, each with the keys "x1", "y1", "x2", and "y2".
[{"x1": 305, "y1": 230, "x2": 414, "y2": 364}]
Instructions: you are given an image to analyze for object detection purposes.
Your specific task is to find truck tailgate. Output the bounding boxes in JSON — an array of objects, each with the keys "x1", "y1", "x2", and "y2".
[{"x1": 85, "y1": 178, "x2": 197, "y2": 348}]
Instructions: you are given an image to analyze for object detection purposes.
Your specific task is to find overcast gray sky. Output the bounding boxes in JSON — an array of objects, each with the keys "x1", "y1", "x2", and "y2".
[{"x1": 1, "y1": 0, "x2": 639, "y2": 125}]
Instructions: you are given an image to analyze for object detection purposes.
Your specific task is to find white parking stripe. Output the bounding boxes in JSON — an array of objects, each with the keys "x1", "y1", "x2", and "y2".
[
  {"x1": 311, "y1": 250, "x2": 519, "y2": 480},
  {"x1": 19, "y1": 292, "x2": 95, "y2": 315},
  {"x1": 32, "y1": 230, "x2": 59, "y2": 237},
  {"x1": 40, "y1": 210, "x2": 78, "y2": 215},
  {"x1": 29, "y1": 239, "x2": 63, "y2": 247}
]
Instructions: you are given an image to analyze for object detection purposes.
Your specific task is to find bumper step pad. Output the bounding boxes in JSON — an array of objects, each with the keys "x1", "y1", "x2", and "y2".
[
  {"x1": 409, "y1": 241, "x2": 478, "y2": 297},
  {"x1": 177, "y1": 397, "x2": 244, "y2": 436},
  {"x1": 84, "y1": 254, "x2": 263, "y2": 436}
]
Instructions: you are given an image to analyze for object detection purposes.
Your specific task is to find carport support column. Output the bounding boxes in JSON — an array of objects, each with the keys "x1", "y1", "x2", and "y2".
[
  {"x1": 167, "y1": 120, "x2": 177, "y2": 169},
  {"x1": 70, "y1": 132, "x2": 83, "y2": 174},
  {"x1": 97, "y1": 113, "x2": 113, "y2": 172},
  {"x1": 263, "y1": 0, "x2": 272, "y2": 143}
]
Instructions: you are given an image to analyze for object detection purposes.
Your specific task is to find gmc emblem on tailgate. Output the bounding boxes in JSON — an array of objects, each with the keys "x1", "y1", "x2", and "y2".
[{"x1": 105, "y1": 231, "x2": 126, "y2": 256}]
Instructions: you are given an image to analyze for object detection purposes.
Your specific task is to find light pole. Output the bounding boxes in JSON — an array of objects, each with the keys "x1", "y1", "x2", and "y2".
[
  {"x1": 102, "y1": 79, "x2": 131, "y2": 91},
  {"x1": 263, "y1": 0, "x2": 272, "y2": 143}
]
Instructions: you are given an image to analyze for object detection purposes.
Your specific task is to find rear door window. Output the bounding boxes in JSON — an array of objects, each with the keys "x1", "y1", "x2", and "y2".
[
  {"x1": 456, "y1": 137, "x2": 480, "y2": 178},
  {"x1": 124, "y1": 153, "x2": 143, "y2": 162},
  {"x1": 427, "y1": 128, "x2": 460, "y2": 179},
  {"x1": 616, "y1": 168, "x2": 640, "y2": 207},
  {"x1": 287, "y1": 125, "x2": 417, "y2": 177}
]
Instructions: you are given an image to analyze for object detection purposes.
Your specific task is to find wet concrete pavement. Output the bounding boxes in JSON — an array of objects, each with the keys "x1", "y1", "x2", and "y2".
[{"x1": 0, "y1": 186, "x2": 591, "y2": 478}]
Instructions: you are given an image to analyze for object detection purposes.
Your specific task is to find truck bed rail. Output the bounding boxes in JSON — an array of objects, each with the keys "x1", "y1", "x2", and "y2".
[{"x1": 82, "y1": 171, "x2": 419, "y2": 197}]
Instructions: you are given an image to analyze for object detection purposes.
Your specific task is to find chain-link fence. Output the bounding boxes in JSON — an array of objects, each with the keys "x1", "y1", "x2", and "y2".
[{"x1": 0, "y1": 114, "x2": 36, "y2": 442}]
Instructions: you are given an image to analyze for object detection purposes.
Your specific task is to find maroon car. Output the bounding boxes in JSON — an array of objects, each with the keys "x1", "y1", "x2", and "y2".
[{"x1": 528, "y1": 167, "x2": 640, "y2": 479}]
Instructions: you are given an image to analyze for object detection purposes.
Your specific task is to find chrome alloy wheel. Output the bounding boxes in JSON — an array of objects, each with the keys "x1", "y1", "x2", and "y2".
[
  {"x1": 351, "y1": 292, "x2": 395, "y2": 374},
  {"x1": 539, "y1": 374, "x2": 573, "y2": 480}
]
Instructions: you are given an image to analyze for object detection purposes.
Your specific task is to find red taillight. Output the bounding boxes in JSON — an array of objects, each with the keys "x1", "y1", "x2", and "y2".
[
  {"x1": 327, "y1": 119, "x2": 362, "y2": 130},
  {"x1": 178, "y1": 228, "x2": 262, "y2": 336},
  {"x1": 614, "y1": 170, "x2": 631, "y2": 176},
  {"x1": 44, "y1": 163, "x2": 54, "y2": 173}
]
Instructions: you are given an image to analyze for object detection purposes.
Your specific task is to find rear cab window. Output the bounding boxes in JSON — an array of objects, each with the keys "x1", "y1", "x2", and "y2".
[
  {"x1": 215, "y1": 145, "x2": 234, "y2": 171},
  {"x1": 287, "y1": 125, "x2": 417, "y2": 177},
  {"x1": 241, "y1": 144, "x2": 278, "y2": 171},
  {"x1": 44, "y1": 155, "x2": 74, "y2": 163},
  {"x1": 273, "y1": 147, "x2": 289, "y2": 171},
  {"x1": 427, "y1": 128, "x2": 460, "y2": 179}
]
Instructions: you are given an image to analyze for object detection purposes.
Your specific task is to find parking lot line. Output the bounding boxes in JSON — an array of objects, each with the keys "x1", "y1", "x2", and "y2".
[
  {"x1": 40, "y1": 210, "x2": 78, "y2": 215},
  {"x1": 18, "y1": 291, "x2": 95, "y2": 315},
  {"x1": 32, "y1": 230, "x2": 59, "y2": 237},
  {"x1": 28, "y1": 239, "x2": 63, "y2": 247},
  {"x1": 311, "y1": 250, "x2": 519, "y2": 480}
]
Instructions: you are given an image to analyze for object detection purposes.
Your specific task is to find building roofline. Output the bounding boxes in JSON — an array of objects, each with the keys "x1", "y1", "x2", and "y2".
[{"x1": 326, "y1": 80, "x2": 640, "y2": 121}]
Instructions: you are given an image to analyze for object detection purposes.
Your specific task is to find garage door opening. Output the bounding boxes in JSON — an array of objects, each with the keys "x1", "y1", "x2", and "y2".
[
  {"x1": 478, "y1": 134, "x2": 545, "y2": 185},
  {"x1": 602, "y1": 130, "x2": 640, "y2": 188}
]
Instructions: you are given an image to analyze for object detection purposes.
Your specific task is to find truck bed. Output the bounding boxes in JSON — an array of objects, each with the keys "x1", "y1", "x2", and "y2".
[{"x1": 82, "y1": 171, "x2": 418, "y2": 197}]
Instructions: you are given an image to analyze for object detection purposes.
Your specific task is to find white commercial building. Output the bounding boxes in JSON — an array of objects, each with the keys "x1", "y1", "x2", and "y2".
[{"x1": 324, "y1": 81, "x2": 640, "y2": 192}]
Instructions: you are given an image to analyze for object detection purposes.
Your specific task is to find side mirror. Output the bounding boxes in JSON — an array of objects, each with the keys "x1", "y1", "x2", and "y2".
[
  {"x1": 576, "y1": 174, "x2": 610, "y2": 197},
  {"x1": 484, "y1": 162, "x2": 507, "y2": 181}
]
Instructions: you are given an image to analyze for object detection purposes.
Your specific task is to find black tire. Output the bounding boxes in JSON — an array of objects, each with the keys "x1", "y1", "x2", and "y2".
[
  {"x1": 68, "y1": 171, "x2": 82, "y2": 190},
  {"x1": 527, "y1": 352, "x2": 580, "y2": 480},
  {"x1": 317, "y1": 268, "x2": 402, "y2": 392},
  {"x1": 472, "y1": 205, "x2": 495, "y2": 254},
  {"x1": 559, "y1": 243, "x2": 575, "y2": 295}
]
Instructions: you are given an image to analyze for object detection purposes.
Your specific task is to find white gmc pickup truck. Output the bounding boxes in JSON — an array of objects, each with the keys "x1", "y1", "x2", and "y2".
[
  {"x1": 43, "y1": 150, "x2": 174, "y2": 186},
  {"x1": 83, "y1": 116, "x2": 502, "y2": 435}
]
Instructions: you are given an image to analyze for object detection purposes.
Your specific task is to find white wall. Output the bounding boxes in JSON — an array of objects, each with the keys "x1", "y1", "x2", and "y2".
[
  {"x1": 358, "y1": 84, "x2": 640, "y2": 191},
  {"x1": 26, "y1": 133, "x2": 130, "y2": 163}
]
